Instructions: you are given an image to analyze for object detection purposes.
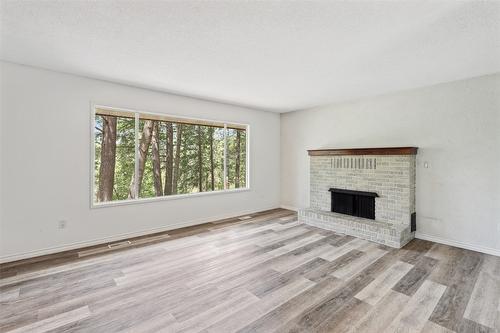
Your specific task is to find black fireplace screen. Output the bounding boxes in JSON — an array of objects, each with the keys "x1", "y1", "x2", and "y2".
[{"x1": 329, "y1": 188, "x2": 378, "y2": 220}]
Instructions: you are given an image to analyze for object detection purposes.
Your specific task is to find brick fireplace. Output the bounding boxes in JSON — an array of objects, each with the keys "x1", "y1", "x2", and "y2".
[{"x1": 298, "y1": 147, "x2": 417, "y2": 248}]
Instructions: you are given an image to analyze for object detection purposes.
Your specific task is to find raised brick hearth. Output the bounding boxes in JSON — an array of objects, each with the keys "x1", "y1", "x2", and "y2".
[{"x1": 298, "y1": 147, "x2": 417, "y2": 248}]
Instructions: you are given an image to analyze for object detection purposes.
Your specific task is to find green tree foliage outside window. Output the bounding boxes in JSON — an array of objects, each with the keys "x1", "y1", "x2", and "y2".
[{"x1": 94, "y1": 109, "x2": 247, "y2": 204}]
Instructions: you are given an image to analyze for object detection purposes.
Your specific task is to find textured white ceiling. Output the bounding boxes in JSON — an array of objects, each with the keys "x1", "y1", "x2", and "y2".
[{"x1": 1, "y1": 1, "x2": 499, "y2": 112}]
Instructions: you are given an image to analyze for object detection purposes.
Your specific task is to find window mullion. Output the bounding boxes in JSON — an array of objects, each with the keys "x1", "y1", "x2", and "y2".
[
  {"x1": 223, "y1": 124, "x2": 227, "y2": 190},
  {"x1": 134, "y1": 112, "x2": 140, "y2": 198}
]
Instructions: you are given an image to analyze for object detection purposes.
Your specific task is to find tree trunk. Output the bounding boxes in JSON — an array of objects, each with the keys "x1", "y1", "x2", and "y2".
[
  {"x1": 98, "y1": 116, "x2": 117, "y2": 202},
  {"x1": 128, "y1": 120, "x2": 154, "y2": 199},
  {"x1": 209, "y1": 127, "x2": 215, "y2": 191},
  {"x1": 172, "y1": 124, "x2": 183, "y2": 194},
  {"x1": 197, "y1": 125, "x2": 203, "y2": 192},
  {"x1": 151, "y1": 121, "x2": 163, "y2": 196},
  {"x1": 235, "y1": 130, "x2": 241, "y2": 188},
  {"x1": 164, "y1": 122, "x2": 174, "y2": 195}
]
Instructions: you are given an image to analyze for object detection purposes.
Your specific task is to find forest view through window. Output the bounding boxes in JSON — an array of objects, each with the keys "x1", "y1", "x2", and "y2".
[{"x1": 93, "y1": 107, "x2": 247, "y2": 204}]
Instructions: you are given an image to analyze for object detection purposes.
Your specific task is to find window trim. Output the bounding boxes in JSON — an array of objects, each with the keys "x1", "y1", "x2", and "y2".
[{"x1": 90, "y1": 103, "x2": 250, "y2": 209}]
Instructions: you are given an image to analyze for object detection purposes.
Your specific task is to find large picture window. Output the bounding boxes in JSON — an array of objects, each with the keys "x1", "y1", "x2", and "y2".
[{"x1": 92, "y1": 106, "x2": 248, "y2": 206}]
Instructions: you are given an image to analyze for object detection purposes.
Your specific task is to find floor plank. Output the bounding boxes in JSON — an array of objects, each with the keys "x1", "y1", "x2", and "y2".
[
  {"x1": 350, "y1": 290, "x2": 410, "y2": 333},
  {"x1": 205, "y1": 277, "x2": 314, "y2": 333},
  {"x1": 463, "y1": 254, "x2": 500, "y2": 330},
  {"x1": 355, "y1": 260, "x2": 413, "y2": 305},
  {"x1": 6, "y1": 306, "x2": 91, "y2": 333},
  {"x1": 386, "y1": 279, "x2": 447, "y2": 332},
  {"x1": 429, "y1": 248, "x2": 484, "y2": 331}
]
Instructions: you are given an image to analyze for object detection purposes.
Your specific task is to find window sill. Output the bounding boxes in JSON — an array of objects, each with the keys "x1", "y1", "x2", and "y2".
[{"x1": 91, "y1": 187, "x2": 251, "y2": 209}]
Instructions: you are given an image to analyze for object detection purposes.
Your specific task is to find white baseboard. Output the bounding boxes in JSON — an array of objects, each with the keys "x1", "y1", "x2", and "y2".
[
  {"x1": 280, "y1": 205, "x2": 300, "y2": 212},
  {"x1": 0, "y1": 205, "x2": 280, "y2": 263},
  {"x1": 415, "y1": 232, "x2": 500, "y2": 257}
]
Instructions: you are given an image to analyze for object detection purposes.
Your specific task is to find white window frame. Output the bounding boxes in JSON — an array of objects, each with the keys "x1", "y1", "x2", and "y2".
[{"x1": 90, "y1": 104, "x2": 250, "y2": 208}]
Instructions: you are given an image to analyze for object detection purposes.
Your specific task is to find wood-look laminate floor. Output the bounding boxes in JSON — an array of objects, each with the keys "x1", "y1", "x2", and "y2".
[{"x1": 1, "y1": 209, "x2": 499, "y2": 333}]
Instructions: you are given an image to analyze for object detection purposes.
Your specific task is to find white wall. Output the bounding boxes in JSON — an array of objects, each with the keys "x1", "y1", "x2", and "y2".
[
  {"x1": 281, "y1": 74, "x2": 500, "y2": 255},
  {"x1": 0, "y1": 62, "x2": 281, "y2": 262}
]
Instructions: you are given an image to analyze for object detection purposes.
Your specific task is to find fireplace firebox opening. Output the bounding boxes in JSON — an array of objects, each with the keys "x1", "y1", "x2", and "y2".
[{"x1": 329, "y1": 188, "x2": 378, "y2": 220}]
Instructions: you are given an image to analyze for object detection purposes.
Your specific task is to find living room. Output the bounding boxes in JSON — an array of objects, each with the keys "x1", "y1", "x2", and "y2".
[{"x1": 1, "y1": 1, "x2": 499, "y2": 332}]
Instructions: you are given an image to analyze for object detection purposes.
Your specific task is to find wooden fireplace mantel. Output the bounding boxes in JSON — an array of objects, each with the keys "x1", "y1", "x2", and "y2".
[{"x1": 308, "y1": 147, "x2": 418, "y2": 156}]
